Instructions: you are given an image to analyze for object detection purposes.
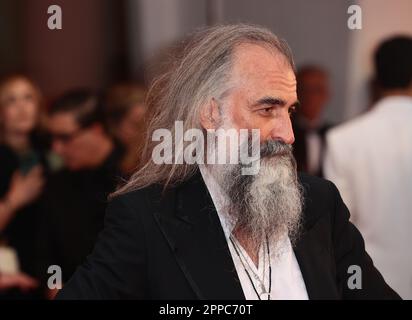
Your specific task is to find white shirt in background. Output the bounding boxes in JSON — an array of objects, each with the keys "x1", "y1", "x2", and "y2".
[{"x1": 324, "y1": 96, "x2": 412, "y2": 299}]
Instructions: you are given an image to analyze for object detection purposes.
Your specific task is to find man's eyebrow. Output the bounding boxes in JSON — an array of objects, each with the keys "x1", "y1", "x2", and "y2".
[{"x1": 252, "y1": 96, "x2": 300, "y2": 108}]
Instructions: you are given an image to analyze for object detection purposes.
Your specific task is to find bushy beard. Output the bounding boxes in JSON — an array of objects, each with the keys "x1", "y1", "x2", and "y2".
[{"x1": 211, "y1": 140, "x2": 304, "y2": 249}]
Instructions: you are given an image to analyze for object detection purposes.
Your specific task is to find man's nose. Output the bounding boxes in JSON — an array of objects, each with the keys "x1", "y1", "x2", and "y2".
[
  {"x1": 269, "y1": 114, "x2": 295, "y2": 145},
  {"x1": 52, "y1": 140, "x2": 65, "y2": 155}
]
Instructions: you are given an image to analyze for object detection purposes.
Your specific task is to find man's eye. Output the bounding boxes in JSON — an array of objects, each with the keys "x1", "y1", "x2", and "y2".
[
  {"x1": 2, "y1": 96, "x2": 16, "y2": 106},
  {"x1": 258, "y1": 107, "x2": 273, "y2": 116},
  {"x1": 24, "y1": 93, "x2": 34, "y2": 102}
]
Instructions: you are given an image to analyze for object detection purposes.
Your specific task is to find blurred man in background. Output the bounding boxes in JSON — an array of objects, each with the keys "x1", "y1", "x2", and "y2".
[
  {"x1": 293, "y1": 66, "x2": 332, "y2": 176},
  {"x1": 36, "y1": 90, "x2": 122, "y2": 298},
  {"x1": 324, "y1": 36, "x2": 412, "y2": 299}
]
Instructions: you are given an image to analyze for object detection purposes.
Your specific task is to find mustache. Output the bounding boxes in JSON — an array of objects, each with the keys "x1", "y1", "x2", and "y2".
[
  {"x1": 259, "y1": 140, "x2": 293, "y2": 158},
  {"x1": 242, "y1": 134, "x2": 293, "y2": 159}
]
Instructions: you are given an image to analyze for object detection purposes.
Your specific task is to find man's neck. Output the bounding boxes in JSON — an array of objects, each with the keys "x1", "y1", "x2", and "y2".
[
  {"x1": 89, "y1": 135, "x2": 114, "y2": 168},
  {"x1": 233, "y1": 227, "x2": 260, "y2": 267},
  {"x1": 382, "y1": 87, "x2": 412, "y2": 99}
]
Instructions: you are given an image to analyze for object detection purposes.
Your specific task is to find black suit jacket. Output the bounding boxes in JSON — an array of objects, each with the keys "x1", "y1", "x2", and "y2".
[
  {"x1": 292, "y1": 121, "x2": 333, "y2": 177},
  {"x1": 57, "y1": 171, "x2": 400, "y2": 300},
  {"x1": 36, "y1": 147, "x2": 123, "y2": 284}
]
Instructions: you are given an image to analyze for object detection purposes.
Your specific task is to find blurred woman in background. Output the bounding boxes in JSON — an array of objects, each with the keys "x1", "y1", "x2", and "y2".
[
  {"x1": 104, "y1": 83, "x2": 147, "y2": 178},
  {"x1": 0, "y1": 74, "x2": 49, "y2": 297}
]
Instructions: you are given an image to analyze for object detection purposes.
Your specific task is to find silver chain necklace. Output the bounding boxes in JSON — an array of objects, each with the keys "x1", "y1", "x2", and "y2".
[{"x1": 229, "y1": 235, "x2": 272, "y2": 300}]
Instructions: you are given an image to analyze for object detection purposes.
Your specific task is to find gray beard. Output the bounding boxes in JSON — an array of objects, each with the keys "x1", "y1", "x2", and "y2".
[{"x1": 212, "y1": 140, "x2": 303, "y2": 249}]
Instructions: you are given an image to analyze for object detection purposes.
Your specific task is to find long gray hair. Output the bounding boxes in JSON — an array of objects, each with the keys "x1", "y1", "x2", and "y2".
[{"x1": 111, "y1": 24, "x2": 295, "y2": 197}]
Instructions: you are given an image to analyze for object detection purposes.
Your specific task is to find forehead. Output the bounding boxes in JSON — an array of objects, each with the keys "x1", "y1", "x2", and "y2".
[
  {"x1": 5, "y1": 79, "x2": 35, "y2": 93},
  {"x1": 0, "y1": 78, "x2": 36, "y2": 100},
  {"x1": 230, "y1": 43, "x2": 297, "y2": 100},
  {"x1": 49, "y1": 112, "x2": 78, "y2": 131}
]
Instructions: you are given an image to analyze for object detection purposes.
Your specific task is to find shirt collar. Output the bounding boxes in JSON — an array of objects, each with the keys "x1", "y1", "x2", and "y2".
[{"x1": 374, "y1": 95, "x2": 412, "y2": 112}]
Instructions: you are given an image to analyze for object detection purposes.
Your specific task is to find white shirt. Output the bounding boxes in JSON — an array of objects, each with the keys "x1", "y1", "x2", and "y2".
[
  {"x1": 199, "y1": 165, "x2": 308, "y2": 300},
  {"x1": 324, "y1": 96, "x2": 412, "y2": 299}
]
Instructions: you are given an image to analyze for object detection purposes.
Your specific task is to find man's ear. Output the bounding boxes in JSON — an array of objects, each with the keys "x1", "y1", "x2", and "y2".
[{"x1": 200, "y1": 98, "x2": 221, "y2": 130}]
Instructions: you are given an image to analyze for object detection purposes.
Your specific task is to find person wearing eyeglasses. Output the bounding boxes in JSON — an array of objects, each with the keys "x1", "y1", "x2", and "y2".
[{"x1": 35, "y1": 89, "x2": 123, "y2": 299}]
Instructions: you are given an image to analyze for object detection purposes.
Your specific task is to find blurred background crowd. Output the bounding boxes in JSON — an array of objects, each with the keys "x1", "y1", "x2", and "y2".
[{"x1": 0, "y1": 0, "x2": 411, "y2": 299}]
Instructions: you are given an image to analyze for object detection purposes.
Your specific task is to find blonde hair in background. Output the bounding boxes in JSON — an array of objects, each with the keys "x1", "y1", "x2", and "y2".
[
  {"x1": 104, "y1": 83, "x2": 147, "y2": 136},
  {"x1": 0, "y1": 74, "x2": 45, "y2": 140}
]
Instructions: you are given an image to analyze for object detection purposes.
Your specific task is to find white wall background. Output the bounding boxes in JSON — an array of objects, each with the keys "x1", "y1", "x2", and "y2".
[
  {"x1": 126, "y1": 0, "x2": 412, "y2": 124},
  {"x1": 345, "y1": 0, "x2": 412, "y2": 120}
]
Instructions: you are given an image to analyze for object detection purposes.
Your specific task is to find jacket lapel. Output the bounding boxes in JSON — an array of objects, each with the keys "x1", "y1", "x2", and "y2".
[
  {"x1": 151, "y1": 171, "x2": 341, "y2": 300},
  {"x1": 293, "y1": 196, "x2": 341, "y2": 299},
  {"x1": 152, "y1": 172, "x2": 245, "y2": 300}
]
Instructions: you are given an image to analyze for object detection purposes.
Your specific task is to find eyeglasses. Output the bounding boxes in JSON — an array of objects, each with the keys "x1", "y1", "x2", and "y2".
[{"x1": 51, "y1": 129, "x2": 84, "y2": 144}]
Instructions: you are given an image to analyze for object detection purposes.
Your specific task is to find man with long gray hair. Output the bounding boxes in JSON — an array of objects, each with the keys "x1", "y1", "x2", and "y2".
[{"x1": 57, "y1": 24, "x2": 399, "y2": 300}]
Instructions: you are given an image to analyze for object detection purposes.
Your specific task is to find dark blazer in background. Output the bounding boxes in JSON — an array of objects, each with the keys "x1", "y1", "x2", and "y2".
[
  {"x1": 292, "y1": 121, "x2": 333, "y2": 177},
  {"x1": 0, "y1": 143, "x2": 49, "y2": 299},
  {"x1": 0, "y1": 142, "x2": 49, "y2": 277},
  {"x1": 36, "y1": 147, "x2": 123, "y2": 285},
  {"x1": 57, "y1": 171, "x2": 400, "y2": 300}
]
